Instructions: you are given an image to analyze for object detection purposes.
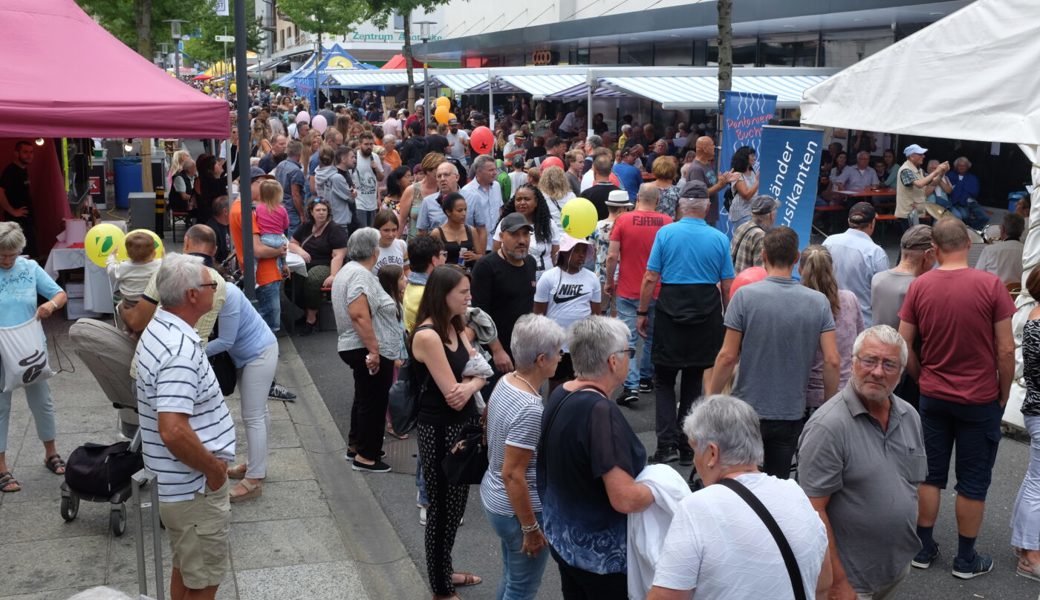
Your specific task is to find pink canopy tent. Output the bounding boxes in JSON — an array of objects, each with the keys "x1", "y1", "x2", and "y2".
[{"x1": 0, "y1": 0, "x2": 232, "y2": 254}]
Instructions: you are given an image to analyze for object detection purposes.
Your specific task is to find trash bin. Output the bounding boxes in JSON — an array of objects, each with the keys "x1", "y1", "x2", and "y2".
[{"x1": 113, "y1": 156, "x2": 142, "y2": 210}]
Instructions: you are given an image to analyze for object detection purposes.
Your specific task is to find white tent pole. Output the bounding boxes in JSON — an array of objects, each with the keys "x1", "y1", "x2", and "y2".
[
  {"x1": 488, "y1": 69, "x2": 494, "y2": 132},
  {"x1": 586, "y1": 71, "x2": 593, "y2": 138}
]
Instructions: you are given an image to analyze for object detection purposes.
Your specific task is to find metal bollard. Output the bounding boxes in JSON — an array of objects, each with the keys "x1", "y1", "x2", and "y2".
[{"x1": 131, "y1": 469, "x2": 165, "y2": 600}]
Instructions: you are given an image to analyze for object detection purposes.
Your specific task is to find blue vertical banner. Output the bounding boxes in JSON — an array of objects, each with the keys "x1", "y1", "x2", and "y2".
[
  {"x1": 758, "y1": 126, "x2": 824, "y2": 252},
  {"x1": 717, "y1": 91, "x2": 777, "y2": 236}
]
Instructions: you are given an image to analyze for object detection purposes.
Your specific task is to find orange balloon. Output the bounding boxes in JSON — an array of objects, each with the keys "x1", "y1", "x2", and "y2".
[{"x1": 434, "y1": 105, "x2": 450, "y2": 125}]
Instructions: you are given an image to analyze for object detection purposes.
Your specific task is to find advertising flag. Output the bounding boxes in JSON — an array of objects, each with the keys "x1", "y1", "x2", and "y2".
[
  {"x1": 758, "y1": 126, "x2": 825, "y2": 252},
  {"x1": 717, "y1": 91, "x2": 776, "y2": 236}
]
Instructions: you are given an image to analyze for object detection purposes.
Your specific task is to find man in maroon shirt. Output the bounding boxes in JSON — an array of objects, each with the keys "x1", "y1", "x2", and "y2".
[{"x1": 898, "y1": 217, "x2": 1015, "y2": 579}]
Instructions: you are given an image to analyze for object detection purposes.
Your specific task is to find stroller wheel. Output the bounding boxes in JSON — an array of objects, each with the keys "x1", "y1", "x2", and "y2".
[
  {"x1": 110, "y1": 505, "x2": 127, "y2": 537},
  {"x1": 60, "y1": 494, "x2": 79, "y2": 521}
]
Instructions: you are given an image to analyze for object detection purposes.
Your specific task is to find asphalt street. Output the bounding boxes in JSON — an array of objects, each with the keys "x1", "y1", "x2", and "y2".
[{"x1": 293, "y1": 329, "x2": 1037, "y2": 599}]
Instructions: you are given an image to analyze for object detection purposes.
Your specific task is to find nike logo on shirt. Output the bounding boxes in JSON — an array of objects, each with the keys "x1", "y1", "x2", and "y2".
[{"x1": 553, "y1": 283, "x2": 588, "y2": 304}]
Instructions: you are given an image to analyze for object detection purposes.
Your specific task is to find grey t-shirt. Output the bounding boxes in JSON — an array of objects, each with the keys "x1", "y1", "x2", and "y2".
[
  {"x1": 686, "y1": 159, "x2": 718, "y2": 205},
  {"x1": 870, "y1": 270, "x2": 915, "y2": 330},
  {"x1": 331, "y1": 261, "x2": 403, "y2": 360},
  {"x1": 725, "y1": 276, "x2": 835, "y2": 420},
  {"x1": 798, "y1": 384, "x2": 926, "y2": 593}
]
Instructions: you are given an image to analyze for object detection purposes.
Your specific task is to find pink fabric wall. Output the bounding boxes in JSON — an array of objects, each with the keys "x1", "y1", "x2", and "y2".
[{"x1": 0, "y1": 138, "x2": 73, "y2": 256}]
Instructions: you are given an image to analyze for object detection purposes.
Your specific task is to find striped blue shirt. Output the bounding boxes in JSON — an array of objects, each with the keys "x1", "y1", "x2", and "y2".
[
  {"x1": 480, "y1": 377, "x2": 543, "y2": 516},
  {"x1": 135, "y1": 309, "x2": 236, "y2": 502}
]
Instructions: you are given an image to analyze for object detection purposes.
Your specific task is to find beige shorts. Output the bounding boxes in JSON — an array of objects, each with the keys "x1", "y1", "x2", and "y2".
[{"x1": 159, "y1": 479, "x2": 231, "y2": 590}]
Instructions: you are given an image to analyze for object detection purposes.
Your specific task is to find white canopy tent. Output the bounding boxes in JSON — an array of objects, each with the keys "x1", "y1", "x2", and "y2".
[{"x1": 799, "y1": 0, "x2": 1040, "y2": 427}]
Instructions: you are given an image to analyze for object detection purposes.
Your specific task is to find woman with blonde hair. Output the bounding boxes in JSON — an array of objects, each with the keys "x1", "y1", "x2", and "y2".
[
  {"x1": 538, "y1": 166, "x2": 575, "y2": 225},
  {"x1": 799, "y1": 244, "x2": 863, "y2": 415},
  {"x1": 166, "y1": 149, "x2": 191, "y2": 192},
  {"x1": 250, "y1": 118, "x2": 272, "y2": 158},
  {"x1": 652, "y1": 156, "x2": 682, "y2": 220},
  {"x1": 399, "y1": 152, "x2": 444, "y2": 240}
]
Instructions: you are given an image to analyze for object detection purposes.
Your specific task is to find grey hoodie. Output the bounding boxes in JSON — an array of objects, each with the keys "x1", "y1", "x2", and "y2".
[{"x1": 314, "y1": 165, "x2": 353, "y2": 226}]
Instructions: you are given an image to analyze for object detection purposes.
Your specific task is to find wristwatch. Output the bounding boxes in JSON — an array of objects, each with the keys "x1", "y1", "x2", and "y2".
[{"x1": 636, "y1": 310, "x2": 649, "y2": 317}]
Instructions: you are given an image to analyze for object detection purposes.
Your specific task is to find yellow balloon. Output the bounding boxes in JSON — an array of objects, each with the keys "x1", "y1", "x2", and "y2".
[
  {"x1": 203, "y1": 85, "x2": 212, "y2": 94},
  {"x1": 434, "y1": 106, "x2": 450, "y2": 125},
  {"x1": 560, "y1": 198, "x2": 598, "y2": 239},
  {"x1": 436, "y1": 96, "x2": 450, "y2": 108},
  {"x1": 84, "y1": 224, "x2": 125, "y2": 268},
  {"x1": 229, "y1": 82, "x2": 237, "y2": 94},
  {"x1": 116, "y1": 229, "x2": 165, "y2": 261}
]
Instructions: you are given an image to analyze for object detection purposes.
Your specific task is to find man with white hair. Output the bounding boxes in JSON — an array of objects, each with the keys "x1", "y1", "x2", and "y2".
[
  {"x1": 895, "y1": 144, "x2": 949, "y2": 231},
  {"x1": 948, "y1": 156, "x2": 989, "y2": 229},
  {"x1": 833, "y1": 151, "x2": 880, "y2": 193},
  {"x1": 798, "y1": 325, "x2": 926, "y2": 599},
  {"x1": 135, "y1": 253, "x2": 235, "y2": 600},
  {"x1": 416, "y1": 161, "x2": 463, "y2": 234},
  {"x1": 637, "y1": 184, "x2": 734, "y2": 465}
]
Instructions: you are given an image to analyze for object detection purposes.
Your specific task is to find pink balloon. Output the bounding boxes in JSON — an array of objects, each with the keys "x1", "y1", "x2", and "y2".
[
  {"x1": 541, "y1": 156, "x2": 565, "y2": 171},
  {"x1": 295, "y1": 111, "x2": 310, "y2": 124},
  {"x1": 311, "y1": 115, "x2": 328, "y2": 133},
  {"x1": 729, "y1": 266, "x2": 767, "y2": 301},
  {"x1": 470, "y1": 126, "x2": 494, "y2": 155}
]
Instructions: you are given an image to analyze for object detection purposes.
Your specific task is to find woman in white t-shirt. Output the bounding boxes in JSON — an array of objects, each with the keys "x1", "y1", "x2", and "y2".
[
  {"x1": 493, "y1": 184, "x2": 560, "y2": 280},
  {"x1": 647, "y1": 395, "x2": 831, "y2": 600},
  {"x1": 373, "y1": 210, "x2": 408, "y2": 274},
  {"x1": 533, "y1": 235, "x2": 601, "y2": 391},
  {"x1": 539, "y1": 165, "x2": 576, "y2": 225}
]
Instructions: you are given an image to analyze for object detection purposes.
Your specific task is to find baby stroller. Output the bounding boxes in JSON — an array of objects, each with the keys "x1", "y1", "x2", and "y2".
[{"x1": 59, "y1": 318, "x2": 142, "y2": 536}]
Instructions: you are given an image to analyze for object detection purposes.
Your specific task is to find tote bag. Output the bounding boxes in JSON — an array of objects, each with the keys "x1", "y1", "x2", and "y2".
[{"x1": 0, "y1": 318, "x2": 54, "y2": 393}]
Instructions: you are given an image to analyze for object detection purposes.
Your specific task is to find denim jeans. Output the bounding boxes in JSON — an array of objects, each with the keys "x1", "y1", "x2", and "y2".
[
  {"x1": 255, "y1": 280, "x2": 282, "y2": 333},
  {"x1": 0, "y1": 378, "x2": 56, "y2": 452},
  {"x1": 485, "y1": 510, "x2": 550, "y2": 600},
  {"x1": 285, "y1": 202, "x2": 302, "y2": 233},
  {"x1": 1012, "y1": 415, "x2": 1040, "y2": 551},
  {"x1": 616, "y1": 296, "x2": 654, "y2": 390},
  {"x1": 355, "y1": 209, "x2": 375, "y2": 228}
]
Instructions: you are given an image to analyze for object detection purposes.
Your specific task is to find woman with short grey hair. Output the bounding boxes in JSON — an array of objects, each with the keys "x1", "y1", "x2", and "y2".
[
  {"x1": 480, "y1": 314, "x2": 565, "y2": 599},
  {"x1": 0, "y1": 222, "x2": 68, "y2": 493},
  {"x1": 646, "y1": 395, "x2": 831, "y2": 599},
  {"x1": 537, "y1": 315, "x2": 653, "y2": 595},
  {"x1": 331, "y1": 227, "x2": 403, "y2": 473}
]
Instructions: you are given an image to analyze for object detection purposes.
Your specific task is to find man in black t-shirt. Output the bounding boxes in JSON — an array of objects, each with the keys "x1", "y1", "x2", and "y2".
[
  {"x1": 471, "y1": 212, "x2": 537, "y2": 376},
  {"x1": 206, "y1": 196, "x2": 233, "y2": 265},
  {"x1": 582, "y1": 154, "x2": 620, "y2": 220},
  {"x1": 0, "y1": 141, "x2": 36, "y2": 256}
]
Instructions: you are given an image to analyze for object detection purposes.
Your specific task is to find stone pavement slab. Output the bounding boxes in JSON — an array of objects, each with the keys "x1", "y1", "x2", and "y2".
[{"x1": 0, "y1": 324, "x2": 422, "y2": 599}]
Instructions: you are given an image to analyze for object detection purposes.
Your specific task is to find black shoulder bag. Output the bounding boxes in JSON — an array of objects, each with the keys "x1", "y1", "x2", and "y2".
[
  {"x1": 387, "y1": 325, "x2": 434, "y2": 435},
  {"x1": 717, "y1": 478, "x2": 807, "y2": 600}
]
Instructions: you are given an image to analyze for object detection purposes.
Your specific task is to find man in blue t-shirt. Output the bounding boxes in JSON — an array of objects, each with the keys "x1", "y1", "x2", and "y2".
[
  {"x1": 707, "y1": 226, "x2": 840, "y2": 479},
  {"x1": 636, "y1": 183, "x2": 734, "y2": 465},
  {"x1": 613, "y1": 147, "x2": 644, "y2": 202}
]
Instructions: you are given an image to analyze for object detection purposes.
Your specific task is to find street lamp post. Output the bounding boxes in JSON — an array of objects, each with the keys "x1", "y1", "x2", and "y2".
[
  {"x1": 164, "y1": 20, "x2": 188, "y2": 79},
  {"x1": 415, "y1": 20, "x2": 435, "y2": 129}
]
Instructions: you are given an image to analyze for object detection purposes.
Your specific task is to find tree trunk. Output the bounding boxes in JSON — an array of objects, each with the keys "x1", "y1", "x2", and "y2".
[
  {"x1": 135, "y1": 0, "x2": 152, "y2": 58},
  {"x1": 403, "y1": 15, "x2": 416, "y2": 114},
  {"x1": 717, "y1": 0, "x2": 733, "y2": 92}
]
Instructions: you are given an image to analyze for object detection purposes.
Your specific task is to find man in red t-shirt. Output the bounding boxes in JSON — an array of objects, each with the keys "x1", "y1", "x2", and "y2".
[
  {"x1": 898, "y1": 217, "x2": 1015, "y2": 579},
  {"x1": 605, "y1": 185, "x2": 666, "y2": 406}
]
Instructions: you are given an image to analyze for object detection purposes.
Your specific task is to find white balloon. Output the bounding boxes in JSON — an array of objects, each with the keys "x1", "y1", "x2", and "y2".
[{"x1": 311, "y1": 114, "x2": 328, "y2": 133}]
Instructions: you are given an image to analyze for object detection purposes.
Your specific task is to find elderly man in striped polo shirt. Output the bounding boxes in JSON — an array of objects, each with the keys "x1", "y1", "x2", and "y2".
[{"x1": 136, "y1": 253, "x2": 235, "y2": 600}]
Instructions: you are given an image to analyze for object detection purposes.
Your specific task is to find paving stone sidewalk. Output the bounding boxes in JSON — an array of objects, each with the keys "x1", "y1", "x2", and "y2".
[{"x1": 0, "y1": 323, "x2": 425, "y2": 600}]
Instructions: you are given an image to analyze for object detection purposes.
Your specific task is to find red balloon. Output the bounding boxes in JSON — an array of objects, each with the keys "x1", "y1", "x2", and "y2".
[
  {"x1": 470, "y1": 126, "x2": 494, "y2": 155},
  {"x1": 541, "y1": 156, "x2": 565, "y2": 170},
  {"x1": 729, "y1": 266, "x2": 767, "y2": 301}
]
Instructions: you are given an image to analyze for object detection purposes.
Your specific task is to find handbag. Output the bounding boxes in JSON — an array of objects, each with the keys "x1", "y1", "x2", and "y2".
[
  {"x1": 717, "y1": 478, "x2": 807, "y2": 600},
  {"x1": 64, "y1": 441, "x2": 143, "y2": 498},
  {"x1": 441, "y1": 419, "x2": 488, "y2": 485},
  {"x1": 387, "y1": 325, "x2": 434, "y2": 435},
  {"x1": 0, "y1": 317, "x2": 54, "y2": 393}
]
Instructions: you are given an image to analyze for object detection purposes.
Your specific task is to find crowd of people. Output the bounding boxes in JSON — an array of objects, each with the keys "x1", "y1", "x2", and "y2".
[{"x1": 2, "y1": 86, "x2": 1039, "y2": 600}]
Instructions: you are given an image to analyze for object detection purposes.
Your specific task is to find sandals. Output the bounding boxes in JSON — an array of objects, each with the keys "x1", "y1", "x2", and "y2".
[
  {"x1": 0, "y1": 471, "x2": 21, "y2": 493},
  {"x1": 44, "y1": 454, "x2": 66, "y2": 475},
  {"x1": 227, "y1": 464, "x2": 248, "y2": 480},
  {"x1": 229, "y1": 479, "x2": 262, "y2": 503},
  {"x1": 451, "y1": 573, "x2": 482, "y2": 587}
]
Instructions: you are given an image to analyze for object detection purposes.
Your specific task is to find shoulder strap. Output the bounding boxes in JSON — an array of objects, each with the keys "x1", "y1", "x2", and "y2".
[
  {"x1": 716, "y1": 478, "x2": 807, "y2": 600},
  {"x1": 541, "y1": 386, "x2": 601, "y2": 467}
]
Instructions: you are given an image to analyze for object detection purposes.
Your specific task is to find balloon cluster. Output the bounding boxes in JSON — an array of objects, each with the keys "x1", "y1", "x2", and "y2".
[
  {"x1": 84, "y1": 224, "x2": 165, "y2": 268},
  {"x1": 433, "y1": 96, "x2": 455, "y2": 125}
]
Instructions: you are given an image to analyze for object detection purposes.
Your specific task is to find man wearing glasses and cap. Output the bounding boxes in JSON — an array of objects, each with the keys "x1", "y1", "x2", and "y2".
[{"x1": 895, "y1": 144, "x2": 949, "y2": 231}]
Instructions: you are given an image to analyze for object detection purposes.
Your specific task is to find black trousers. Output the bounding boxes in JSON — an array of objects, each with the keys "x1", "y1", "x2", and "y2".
[
  {"x1": 551, "y1": 546, "x2": 628, "y2": 600},
  {"x1": 417, "y1": 419, "x2": 475, "y2": 596},
  {"x1": 339, "y1": 349, "x2": 394, "y2": 461},
  {"x1": 760, "y1": 419, "x2": 805, "y2": 479},
  {"x1": 654, "y1": 365, "x2": 703, "y2": 451}
]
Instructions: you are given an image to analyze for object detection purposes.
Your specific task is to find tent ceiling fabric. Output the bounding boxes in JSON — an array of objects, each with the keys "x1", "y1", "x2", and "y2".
[
  {"x1": 0, "y1": 0, "x2": 229, "y2": 138},
  {"x1": 800, "y1": 0, "x2": 1040, "y2": 145},
  {"x1": 430, "y1": 72, "x2": 491, "y2": 94},
  {"x1": 326, "y1": 71, "x2": 423, "y2": 88}
]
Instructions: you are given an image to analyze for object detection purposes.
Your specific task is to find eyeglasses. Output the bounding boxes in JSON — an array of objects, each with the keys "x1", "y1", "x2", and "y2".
[
  {"x1": 614, "y1": 348, "x2": 636, "y2": 359},
  {"x1": 197, "y1": 282, "x2": 219, "y2": 290},
  {"x1": 855, "y1": 355, "x2": 901, "y2": 374}
]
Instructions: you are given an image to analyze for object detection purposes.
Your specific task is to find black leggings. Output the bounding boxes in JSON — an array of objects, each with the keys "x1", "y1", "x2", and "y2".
[
  {"x1": 417, "y1": 419, "x2": 475, "y2": 596},
  {"x1": 339, "y1": 349, "x2": 394, "y2": 461},
  {"x1": 551, "y1": 546, "x2": 628, "y2": 600}
]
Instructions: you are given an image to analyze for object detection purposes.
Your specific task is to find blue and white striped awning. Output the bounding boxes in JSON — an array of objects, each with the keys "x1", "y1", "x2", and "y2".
[
  {"x1": 430, "y1": 72, "x2": 489, "y2": 93},
  {"x1": 497, "y1": 74, "x2": 587, "y2": 98},
  {"x1": 325, "y1": 71, "x2": 423, "y2": 88},
  {"x1": 600, "y1": 74, "x2": 831, "y2": 109}
]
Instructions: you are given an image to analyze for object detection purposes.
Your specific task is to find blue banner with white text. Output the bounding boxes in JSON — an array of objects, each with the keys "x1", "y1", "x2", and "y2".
[
  {"x1": 717, "y1": 91, "x2": 776, "y2": 236},
  {"x1": 758, "y1": 126, "x2": 824, "y2": 253}
]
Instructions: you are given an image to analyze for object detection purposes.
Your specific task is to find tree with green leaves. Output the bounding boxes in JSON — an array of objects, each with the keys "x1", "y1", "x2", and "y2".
[
  {"x1": 278, "y1": 0, "x2": 368, "y2": 105},
  {"x1": 77, "y1": 0, "x2": 197, "y2": 58},
  {"x1": 181, "y1": 0, "x2": 262, "y2": 66},
  {"x1": 360, "y1": 0, "x2": 455, "y2": 112}
]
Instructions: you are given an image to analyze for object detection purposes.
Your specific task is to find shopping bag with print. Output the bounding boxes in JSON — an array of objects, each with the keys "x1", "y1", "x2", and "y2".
[{"x1": 0, "y1": 318, "x2": 53, "y2": 393}]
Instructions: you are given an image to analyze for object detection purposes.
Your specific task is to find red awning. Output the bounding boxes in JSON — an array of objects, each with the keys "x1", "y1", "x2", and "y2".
[
  {"x1": 381, "y1": 54, "x2": 424, "y2": 70},
  {"x1": 0, "y1": 0, "x2": 230, "y2": 139}
]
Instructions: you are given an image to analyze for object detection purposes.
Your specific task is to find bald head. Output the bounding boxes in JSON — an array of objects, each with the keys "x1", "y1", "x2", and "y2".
[
  {"x1": 932, "y1": 216, "x2": 970, "y2": 253},
  {"x1": 636, "y1": 183, "x2": 660, "y2": 208},
  {"x1": 695, "y1": 136, "x2": 715, "y2": 160}
]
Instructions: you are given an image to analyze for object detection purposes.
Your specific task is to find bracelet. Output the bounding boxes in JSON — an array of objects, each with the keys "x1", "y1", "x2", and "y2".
[
  {"x1": 49, "y1": 300, "x2": 58, "y2": 311},
  {"x1": 521, "y1": 522, "x2": 540, "y2": 534},
  {"x1": 636, "y1": 310, "x2": 649, "y2": 317}
]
